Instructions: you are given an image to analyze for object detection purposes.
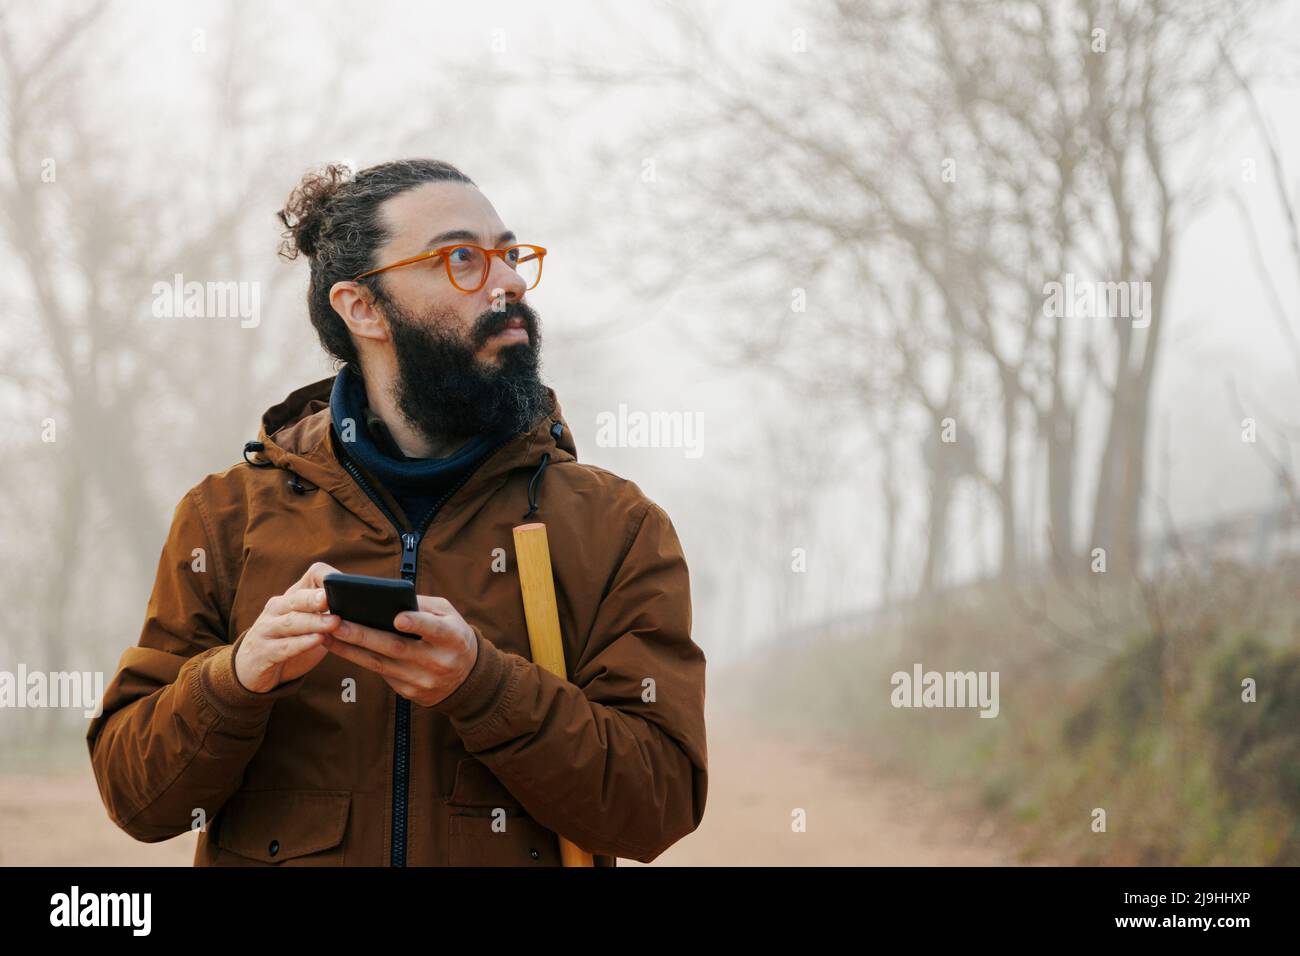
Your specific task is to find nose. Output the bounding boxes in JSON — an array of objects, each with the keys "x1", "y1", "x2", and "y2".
[{"x1": 483, "y1": 252, "x2": 527, "y2": 305}]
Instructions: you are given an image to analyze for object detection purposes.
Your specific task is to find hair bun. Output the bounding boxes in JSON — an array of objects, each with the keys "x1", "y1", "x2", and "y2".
[{"x1": 276, "y1": 162, "x2": 354, "y2": 260}]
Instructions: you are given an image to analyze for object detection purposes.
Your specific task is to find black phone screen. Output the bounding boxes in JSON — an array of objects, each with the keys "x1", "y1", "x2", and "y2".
[{"x1": 322, "y1": 572, "x2": 419, "y2": 635}]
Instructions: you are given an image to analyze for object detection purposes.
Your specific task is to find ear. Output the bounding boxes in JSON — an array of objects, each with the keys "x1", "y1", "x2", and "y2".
[{"x1": 329, "y1": 281, "x2": 390, "y2": 345}]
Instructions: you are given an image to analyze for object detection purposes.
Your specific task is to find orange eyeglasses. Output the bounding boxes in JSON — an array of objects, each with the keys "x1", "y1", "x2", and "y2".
[{"x1": 352, "y1": 243, "x2": 546, "y2": 294}]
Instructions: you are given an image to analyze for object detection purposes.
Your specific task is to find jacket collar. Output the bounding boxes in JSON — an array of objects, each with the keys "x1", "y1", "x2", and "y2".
[{"x1": 251, "y1": 371, "x2": 577, "y2": 529}]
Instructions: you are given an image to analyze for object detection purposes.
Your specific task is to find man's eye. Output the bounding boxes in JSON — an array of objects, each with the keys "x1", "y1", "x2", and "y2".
[
  {"x1": 505, "y1": 248, "x2": 520, "y2": 264},
  {"x1": 450, "y1": 246, "x2": 474, "y2": 263}
]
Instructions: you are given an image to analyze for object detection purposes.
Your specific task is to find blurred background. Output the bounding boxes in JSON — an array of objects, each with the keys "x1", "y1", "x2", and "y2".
[{"x1": 1, "y1": 0, "x2": 1297, "y2": 865}]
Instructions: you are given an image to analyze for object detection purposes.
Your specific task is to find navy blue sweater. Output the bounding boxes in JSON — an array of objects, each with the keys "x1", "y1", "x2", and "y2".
[{"x1": 329, "y1": 363, "x2": 510, "y2": 530}]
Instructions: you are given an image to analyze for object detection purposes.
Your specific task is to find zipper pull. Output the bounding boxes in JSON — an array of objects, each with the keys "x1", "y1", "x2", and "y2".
[{"x1": 400, "y1": 532, "x2": 419, "y2": 581}]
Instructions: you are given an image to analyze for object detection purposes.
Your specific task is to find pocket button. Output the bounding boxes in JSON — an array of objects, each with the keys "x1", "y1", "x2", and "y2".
[{"x1": 268, "y1": 840, "x2": 280, "y2": 857}]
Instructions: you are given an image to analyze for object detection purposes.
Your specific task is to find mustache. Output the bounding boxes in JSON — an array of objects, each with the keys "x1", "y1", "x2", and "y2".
[{"x1": 471, "y1": 300, "x2": 540, "y2": 348}]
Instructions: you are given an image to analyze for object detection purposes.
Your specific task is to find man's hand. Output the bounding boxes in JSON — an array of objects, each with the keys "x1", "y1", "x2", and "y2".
[
  {"x1": 234, "y1": 562, "x2": 343, "y2": 693},
  {"x1": 322, "y1": 595, "x2": 479, "y2": 707}
]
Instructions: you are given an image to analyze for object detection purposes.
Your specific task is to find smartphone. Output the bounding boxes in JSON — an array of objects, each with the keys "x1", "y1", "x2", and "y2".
[{"x1": 323, "y1": 572, "x2": 419, "y2": 635}]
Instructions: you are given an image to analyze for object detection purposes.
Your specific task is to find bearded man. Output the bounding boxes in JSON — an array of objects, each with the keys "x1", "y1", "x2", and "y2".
[{"x1": 87, "y1": 159, "x2": 708, "y2": 867}]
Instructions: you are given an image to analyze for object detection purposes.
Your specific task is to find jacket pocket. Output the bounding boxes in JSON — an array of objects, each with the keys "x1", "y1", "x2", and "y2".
[
  {"x1": 446, "y1": 757, "x2": 559, "y2": 865},
  {"x1": 447, "y1": 813, "x2": 561, "y2": 866},
  {"x1": 214, "y1": 790, "x2": 351, "y2": 865},
  {"x1": 448, "y1": 756, "x2": 524, "y2": 811}
]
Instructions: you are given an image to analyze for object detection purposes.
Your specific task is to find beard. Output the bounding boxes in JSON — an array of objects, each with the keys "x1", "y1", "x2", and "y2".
[{"x1": 382, "y1": 296, "x2": 553, "y2": 442}]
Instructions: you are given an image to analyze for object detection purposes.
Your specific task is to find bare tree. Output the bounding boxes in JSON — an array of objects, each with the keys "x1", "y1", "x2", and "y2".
[
  {"x1": 1218, "y1": 33, "x2": 1300, "y2": 509},
  {"x1": 0, "y1": 0, "x2": 358, "y2": 738},
  {"x1": 571, "y1": 0, "x2": 1276, "y2": 600}
]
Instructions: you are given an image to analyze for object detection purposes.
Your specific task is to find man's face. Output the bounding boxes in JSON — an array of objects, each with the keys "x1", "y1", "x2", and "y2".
[{"x1": 367, "y1": 181, "x2": 551, "y2": 439}]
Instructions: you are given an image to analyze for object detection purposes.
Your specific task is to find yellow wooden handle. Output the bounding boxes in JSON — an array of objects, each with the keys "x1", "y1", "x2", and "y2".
[{"x1": 512, "y1": 522, "x2": 595, "y2": 868}]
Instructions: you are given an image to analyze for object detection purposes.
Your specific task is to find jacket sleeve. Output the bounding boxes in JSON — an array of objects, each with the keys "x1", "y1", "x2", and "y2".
[
  {"x1": 432, "y1": 498, "x2": 708, "y2": 863},
  {"x1": 86, "y1": 485, "x2": 306, "y2": 842}
]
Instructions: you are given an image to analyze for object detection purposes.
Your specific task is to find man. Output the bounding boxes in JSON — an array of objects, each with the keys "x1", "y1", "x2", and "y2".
[{"x1": 86, "y1": 159, "x2": 708, "y2": 866}]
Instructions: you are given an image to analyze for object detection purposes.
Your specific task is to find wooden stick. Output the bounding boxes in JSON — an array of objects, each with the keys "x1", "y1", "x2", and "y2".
[{"x1": 512, "y1": 521, "x2": 596, "y2": 868}]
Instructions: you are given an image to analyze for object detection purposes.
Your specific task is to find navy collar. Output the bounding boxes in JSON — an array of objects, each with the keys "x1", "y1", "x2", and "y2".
[{"x1": 328, "y1": 363, "x2": 508, "y2": 495}]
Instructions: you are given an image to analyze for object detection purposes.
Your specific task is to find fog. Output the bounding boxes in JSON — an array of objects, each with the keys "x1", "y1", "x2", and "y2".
[{"x1": 2, "y1": 0, "x2": 1297, "y2": 866}]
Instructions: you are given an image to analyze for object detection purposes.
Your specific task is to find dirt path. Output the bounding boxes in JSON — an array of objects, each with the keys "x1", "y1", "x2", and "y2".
[
  {"x1": 0, "y1": 764, "x2": 197, "y2": 867},
  {"x1": 0, "y1": 715, "x2": 1014, "y2": 866},
  {"x1": 624, "y1": 713, "x2": 1016, "y2": 866}
]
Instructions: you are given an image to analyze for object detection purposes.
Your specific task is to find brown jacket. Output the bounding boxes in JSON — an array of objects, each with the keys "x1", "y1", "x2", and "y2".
[{"x1": 86, "y1": 374, "x2": 708, "y2": 866}]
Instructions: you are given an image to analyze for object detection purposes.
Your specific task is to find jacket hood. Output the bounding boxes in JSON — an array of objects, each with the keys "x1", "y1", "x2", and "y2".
[{"x1": 243, "y1": 372, "x2": 577, "y2": 523}]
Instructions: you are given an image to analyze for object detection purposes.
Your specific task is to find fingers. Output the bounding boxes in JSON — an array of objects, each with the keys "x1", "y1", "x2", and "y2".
[
  {"x1": 402, "y1": 596, "x2": 463, "y2": 647},
  {"x1": 332, "y1": 619, "x2": 417, "y2": 659},
  {"x1": 414, "y1": 595, "x2": 455, "y2": 615},
  {"x1": 286, "y1": 561, "x2": 343, "y2": 594},
  {"x1": 393, "y1": 609, "x2": 462, "y2": 645},
  {"x1": 322, "y1": 633, "x2": 418, "y2": 682},
  {"x1": 283, "y1": 587, "x2": 330, "y2": 613},
  {"x1": 267, "y1": 610, "x2": 340, "y2": 638},
  {"x1": 266, "y1": 632, "x2": 327, "y2": 663}
]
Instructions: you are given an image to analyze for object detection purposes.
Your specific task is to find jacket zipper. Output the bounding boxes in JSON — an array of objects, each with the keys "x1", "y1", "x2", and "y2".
[{"x1": 336, "y1": 435, "x2": 514, "y2": 868}]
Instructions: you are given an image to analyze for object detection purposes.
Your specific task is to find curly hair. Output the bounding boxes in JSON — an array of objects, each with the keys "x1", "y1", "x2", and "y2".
[{"x1": 276, "y1": 159, "x2": 476, "y2": 368}]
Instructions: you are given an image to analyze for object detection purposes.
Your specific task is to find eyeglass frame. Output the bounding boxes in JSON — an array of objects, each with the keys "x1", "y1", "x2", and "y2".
[{"x1": 351, "y1": 242, "x2": 547, "y2": 293}]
